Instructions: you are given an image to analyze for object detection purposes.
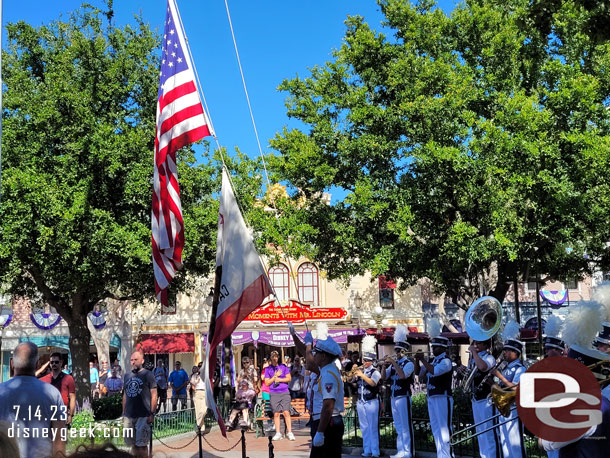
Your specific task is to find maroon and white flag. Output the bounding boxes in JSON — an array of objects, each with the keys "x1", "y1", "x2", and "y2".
[
  {"x1": 204, "y1": 168, "x2": 272, "y2": 435},
  {"x1": 152, "y1": 0, "x2": 213, "y2": 307}
]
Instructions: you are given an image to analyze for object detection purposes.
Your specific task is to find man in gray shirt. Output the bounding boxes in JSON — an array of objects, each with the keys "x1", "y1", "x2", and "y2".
[
  {"x1": 0, "y1": 342, "x2": 66, "y2": 458},
  {"x1": 123, "y1": 351, "x2": 157, "y2": 458}
]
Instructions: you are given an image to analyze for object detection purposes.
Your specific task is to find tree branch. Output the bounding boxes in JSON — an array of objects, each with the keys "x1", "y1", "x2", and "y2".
[{"x1": 27, "y1": 267, "x2": 69, "y2": 315}]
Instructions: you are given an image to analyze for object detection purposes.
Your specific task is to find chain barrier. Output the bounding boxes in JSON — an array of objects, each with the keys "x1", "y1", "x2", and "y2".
[
  {"x1": 152, "y1": 429, "x2": 199, "y2": 450},
  {"x1": 202, "y1": 432, "x2": 243, "y2": 452},
  {"x1": 151, "y1": 427, "x2": 243, "y2": 453}
]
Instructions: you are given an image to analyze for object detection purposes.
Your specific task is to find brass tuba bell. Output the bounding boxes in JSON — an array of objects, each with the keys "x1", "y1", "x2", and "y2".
[
  {"x1": 465, "y1": 296, "x2": 503, "y2": 342},
  {"x1": 491, "y1": 383, "x2": 516, "y2": 417}
]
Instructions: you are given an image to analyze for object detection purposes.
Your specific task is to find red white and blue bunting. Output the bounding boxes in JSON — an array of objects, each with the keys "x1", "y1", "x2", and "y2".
[
  {"x1": 88, "y1": 311, "x2": 107, "y2": 330},
  {"x1": 30, "y1": 313, "x2": 62, "y2": 330},
  {"x1": 0, "y1": 314, "x2": 12, "y2": 328},
  {"x1": 540, "y1": 290, "x2": 568, "y2": 305}
]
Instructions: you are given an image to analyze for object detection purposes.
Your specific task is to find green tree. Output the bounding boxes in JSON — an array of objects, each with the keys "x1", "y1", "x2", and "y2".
[
  {"x1": 269, "y1": 0, "x2": 610, "y2": 307},
  {"x1": 0, "y1": 4, "x2": 218, "y2": 402}
]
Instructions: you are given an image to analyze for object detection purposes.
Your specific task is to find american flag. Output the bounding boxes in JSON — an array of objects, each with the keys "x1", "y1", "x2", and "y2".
[{"x1": 152, "y1": 0, "x2": 213, "y2": 306}]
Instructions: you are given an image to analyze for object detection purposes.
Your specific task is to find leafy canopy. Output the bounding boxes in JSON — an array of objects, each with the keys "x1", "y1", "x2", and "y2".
[{"x1": 269, "y1": 0, "x2": 610, "y2": 304}]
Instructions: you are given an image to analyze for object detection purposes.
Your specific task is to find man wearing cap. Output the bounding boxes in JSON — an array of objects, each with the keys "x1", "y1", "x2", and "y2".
[
  {"x1": 354, "y1": 336, "x2": 381, "y2": 458},
  {"x1": 311, "y1": 336, "x2": 345, "y2": 458},
  {"x1": 494, "y1": 339, "x2": 526, "y2": 458},
  {"x1": 593, "y1": 322, "x2": 610, "y2": 354},
  {"x1": 467, "y1": 339, "x2": 501, "y2": 458},
  {"x1": 415, "y1": 336, "x2": 453, "y2": 458},
  {"x1": 381, "y1": 331, "x2": 415, "y2": 458}
]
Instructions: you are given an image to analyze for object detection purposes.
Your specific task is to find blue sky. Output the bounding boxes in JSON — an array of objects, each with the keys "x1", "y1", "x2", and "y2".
[{"x1": 3, "y1": 0, "x2": 457, "y2": 197}]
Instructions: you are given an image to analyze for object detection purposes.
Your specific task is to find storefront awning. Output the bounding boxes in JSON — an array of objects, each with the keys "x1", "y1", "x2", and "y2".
[
  {"x1": 138, "y1": 333, "x2": 194, "y2": 354},
  {"x1": 225, "y1": 328, "x2": 362, "y2": 347}
]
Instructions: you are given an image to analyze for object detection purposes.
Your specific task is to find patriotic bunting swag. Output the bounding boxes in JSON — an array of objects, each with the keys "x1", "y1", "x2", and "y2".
[
  {"x1": 204, "y1": 169, "x2": 272, "y2": 436},
  {"x1": 152, "y1": 0, "x2": 213, "y2": 307}
]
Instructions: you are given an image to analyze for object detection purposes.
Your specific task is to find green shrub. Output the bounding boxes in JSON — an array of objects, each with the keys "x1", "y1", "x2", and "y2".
[
  {"x1": 411, "y1": 392, "x2": 428, "y2": 418},
  {"x1": 71, "y1": 409, "x2": 95, "y2": 430},
  {"x1": 92, "y1": 394, "x2": 122, "y2": 421}
]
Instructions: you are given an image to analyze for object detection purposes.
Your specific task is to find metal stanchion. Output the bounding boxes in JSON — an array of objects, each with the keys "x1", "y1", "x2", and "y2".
[
  {"x1": 149, "y1": 419, "x2": 153, "y2": 458},
  {"x1": 197, "y1": 425, "x2": 203, "y2": 458},
  {"x1": 268, "y1": 434, "x2": 275, "y2": 458},
  {"x1": 240, "y1": 426, "x2": 249, "y2": 458}
]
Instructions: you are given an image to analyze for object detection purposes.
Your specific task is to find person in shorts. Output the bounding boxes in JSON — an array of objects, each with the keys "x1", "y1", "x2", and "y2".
[
  {"x1": 123, "y1": 351, "x2": 157, "y2": 458},
  {"x1": 264, "y1": 350, "x2": 295, "y2": 441}
]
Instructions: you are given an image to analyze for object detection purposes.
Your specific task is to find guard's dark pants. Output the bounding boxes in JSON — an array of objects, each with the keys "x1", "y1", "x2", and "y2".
[{"x1": 310, "y1": 416, "x2": 344, "y2": 458}]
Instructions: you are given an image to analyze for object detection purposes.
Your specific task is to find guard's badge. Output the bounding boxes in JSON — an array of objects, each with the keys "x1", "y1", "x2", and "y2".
[{"x1": 325, "y1": 383, "x2": 333, "y2": 393}]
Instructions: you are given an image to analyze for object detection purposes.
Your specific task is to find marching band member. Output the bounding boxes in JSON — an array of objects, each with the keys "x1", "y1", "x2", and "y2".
[
  {"x1": 541, "y1": 300, "x2": 610, "y2": 457},
  {"x1": 543, "y1": 315, "x2": 567, "y2": 358},
  {"x1": 540, "y1": 345, "x2": 610, "y2": 457},
  {"x1": 593, "y1": 323, "x2": 610, "y2": 355},
  {"x1": 355, "y1": 335, "x2": 381, "y2": 458},
  {"x1": 310, "y1": 334, "x2": 345, "y2": 458},
  {"x1": 468, "y1": 338, "x2": 501, "y2": 458},
  {"x1": 414, "y1": 329, "x2": 454, "y2": 458},
  {"x1": 494, "y1": 321, "x2": 526, "y2": 458},
  {"x1": 381, "y1": 324, "x2": 415, "y2": 458}
]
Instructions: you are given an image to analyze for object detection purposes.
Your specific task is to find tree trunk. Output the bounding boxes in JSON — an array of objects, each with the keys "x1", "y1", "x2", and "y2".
[{"x1": 68, "y1": 310, "x2": 93, "y2": 409}]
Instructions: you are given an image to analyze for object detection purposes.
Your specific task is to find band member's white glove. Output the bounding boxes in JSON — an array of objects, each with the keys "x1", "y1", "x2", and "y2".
[
  {"x1": 313, "y1": 431, "x2": 324, "y2": 447},
  {"x1": 304, "y1": 331, "x2": 314, "y2": 346}
]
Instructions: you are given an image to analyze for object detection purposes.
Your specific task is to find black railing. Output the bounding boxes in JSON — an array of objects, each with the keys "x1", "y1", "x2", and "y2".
[{"x1": 343, "y1": 401, "x2": 547, "y2": 458}]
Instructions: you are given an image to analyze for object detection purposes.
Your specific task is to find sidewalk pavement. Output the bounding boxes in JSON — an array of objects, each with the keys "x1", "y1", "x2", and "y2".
[
  {"x1": 151, "y1": 423, "x2": 315, "y2": 458},
  {"x1": 150, "y1": 425, "x2": 441, "y2": 458}
]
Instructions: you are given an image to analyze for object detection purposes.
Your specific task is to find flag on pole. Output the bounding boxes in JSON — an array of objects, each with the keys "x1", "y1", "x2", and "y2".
[
  {"x1": 152, "y1": 0, "x2": 214, "y2": 306},
  {"x1": 204, "y1": 168, "x2": 272, "y2": 435}
]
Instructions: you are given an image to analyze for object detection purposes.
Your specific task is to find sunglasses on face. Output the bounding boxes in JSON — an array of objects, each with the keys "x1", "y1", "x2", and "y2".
[{"x1": 50, "y1": 361, "x2": 61, "y2": 365}]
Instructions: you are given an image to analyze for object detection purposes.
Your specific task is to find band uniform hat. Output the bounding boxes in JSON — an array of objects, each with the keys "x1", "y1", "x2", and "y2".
[
  {"x1": 362, "y1": 335, "x2": 377, "y2": 361},
  {"x1": 394, "y1": 341, "x2": 411, "y2": 351},
  {"x1": 430, "y1": 336, "x2": 449, "y2": 348},
  {"x1": 362, "y1": 351, "x2": 376, "y2": 361},
  {"x1": 394, "y1": 324, "x2": 410, "y2": 351},
  {"x1": 593, "y1": 322, "x2": 610, "y2": 347},
  {"x1": 567, "y1": 344, "x2": 610, "y2": 384},
  {"x1": 503, "y1": 339, "x2": 524, "y2": 355},
  {"x1": 544, "y1": 335, "x2": 566, "y2": 351},
  {"x1": 313, "y1": 336, "x2": 342, "y2": 357}
]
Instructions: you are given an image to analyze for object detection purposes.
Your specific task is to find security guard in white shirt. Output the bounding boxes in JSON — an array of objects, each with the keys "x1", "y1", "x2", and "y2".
[
  {"x1": 355, "y1": 335, "x2": 381, "y2": 457},
  {"x1": 310, "y1": 335, "x2": 345, "y2": 458},
  {"x1": 495, "y1": 339, "x2": 526, "y2": 458},
  {"x1": 415, "y1": 335, "x2": 454, "y2": 458}
]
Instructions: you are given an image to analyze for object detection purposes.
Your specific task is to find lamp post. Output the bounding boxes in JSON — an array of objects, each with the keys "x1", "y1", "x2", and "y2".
[
  {"x1": 353, "y1": 292, "x2": 363, "y2": 331},
  {"x1": 369, "y1": 306, "x2": 388, "y2": 334}
]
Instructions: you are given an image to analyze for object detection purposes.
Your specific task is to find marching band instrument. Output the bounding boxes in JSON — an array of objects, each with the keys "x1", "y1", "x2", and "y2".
[
  {"x1": 465, "y1": 296, "x2": 503, "y2": 342},
  {"x1": 343, "y1": 365, "x2": 365, "y2": 378},
  {"x1": 492, "y1": 384, "x2": 516, "y2": 417},
  {"x1": 460, "y1": 296, "x2": 504, "y2": 393}
]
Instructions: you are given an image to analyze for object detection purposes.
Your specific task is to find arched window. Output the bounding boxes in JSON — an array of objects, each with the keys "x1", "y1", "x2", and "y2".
[
  {"x1": 297, "y1": 262, "x2": 319, "y2": 305},
  {"x1": 268, "y1": 264, "x2": 290, "y2": 301}
]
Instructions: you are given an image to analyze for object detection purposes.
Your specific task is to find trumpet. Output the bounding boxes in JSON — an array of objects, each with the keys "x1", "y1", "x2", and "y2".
[{"x1": 342, "y1": 365, "x2": 364, "y2": 378}]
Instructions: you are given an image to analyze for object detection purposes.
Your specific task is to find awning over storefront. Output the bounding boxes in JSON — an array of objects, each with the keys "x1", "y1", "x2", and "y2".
[
  {"x1": 228, "y1": 328, "x2": 362, "y2": 347},
  {"x1": 138, "y1": 333, "x2": 194, "y2": 354}
]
